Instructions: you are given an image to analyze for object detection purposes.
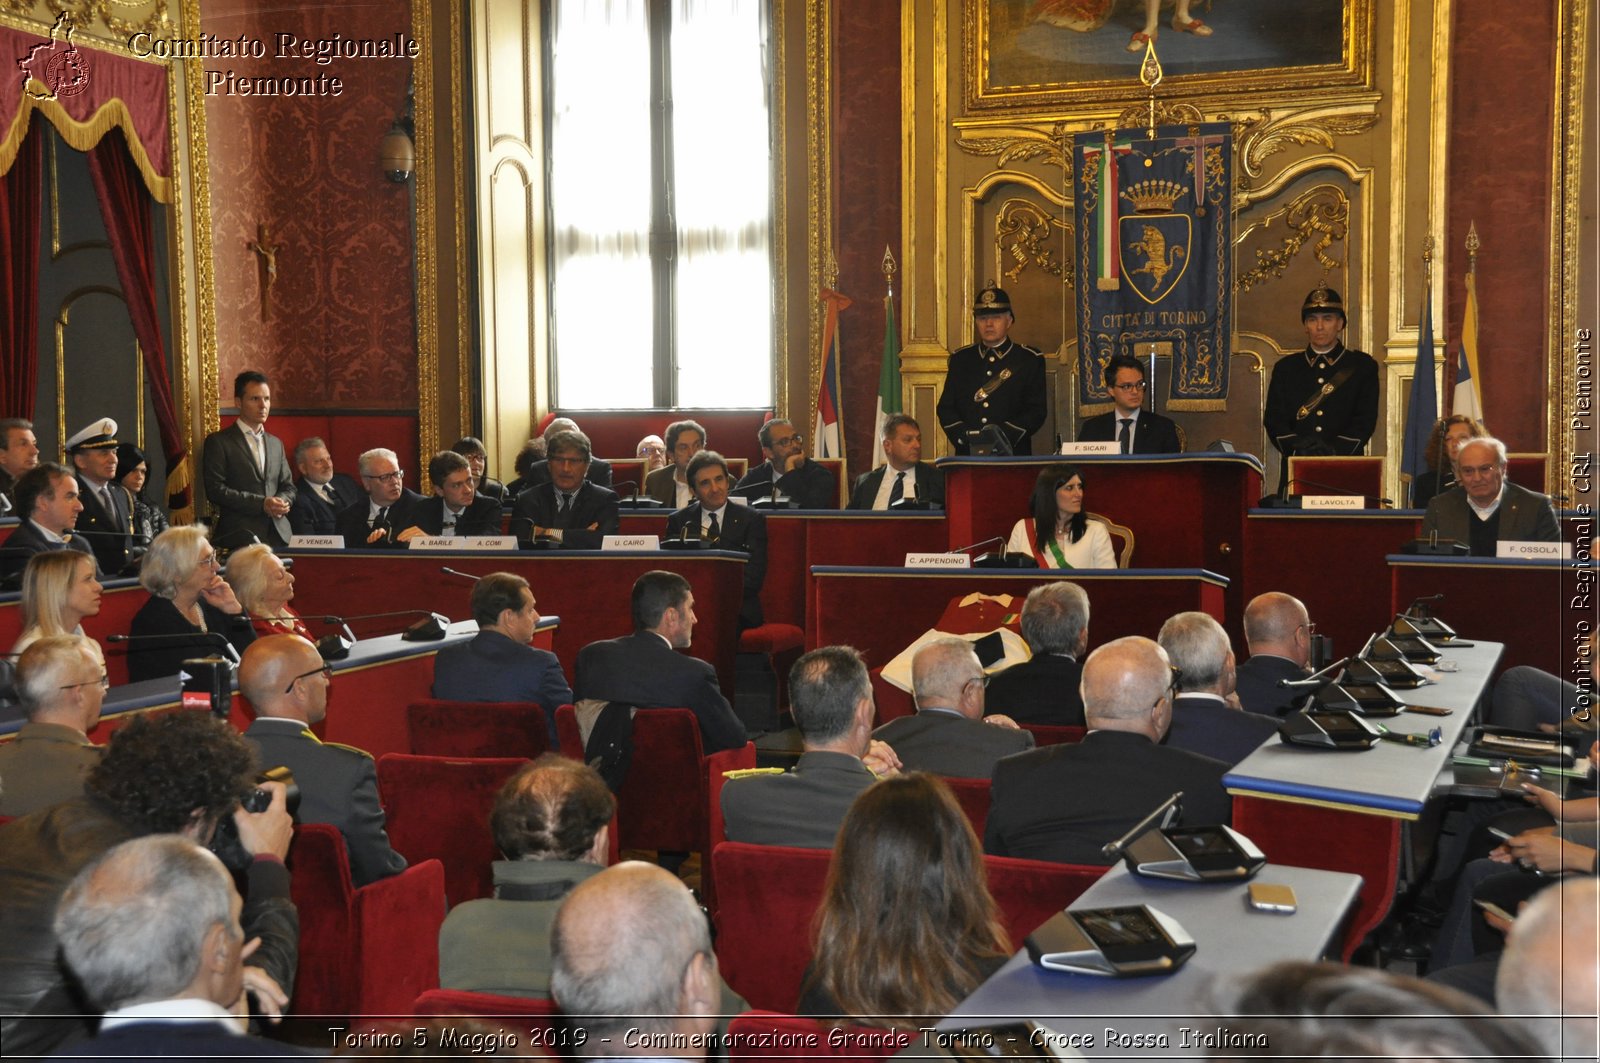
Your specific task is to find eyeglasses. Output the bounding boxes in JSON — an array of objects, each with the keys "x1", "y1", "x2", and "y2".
[
  {"x1": 1298, "y1": 622, "x2": 1318, "y2": 638},
  {"x1": 61, "y1": 673, "x2": 110, "y2": 692},
  {"x1": 965, "y1": 674, "x2": 991, "y2": 690},
  {"x1": 362, "y1": 470, "x2": 404, "y2": 484},
  {"x1": 771, "y1": 434, "x2": 804, "y2": 449},
  {"x1": 283, "y1": 664, "x2": 333, "y2": 694},
  {"x1": 548, "y1": 455, "x2": 588, "y2": 467},
  {"x1": 1111, "y1": 381, "x2": 1148, "y2": 392},
  {"x1": 195, "y1": 552, "x2": 220, "y2": 569},
  {"x1": 1152, "y1": 666, "x2": 1183, "y2": 708}
]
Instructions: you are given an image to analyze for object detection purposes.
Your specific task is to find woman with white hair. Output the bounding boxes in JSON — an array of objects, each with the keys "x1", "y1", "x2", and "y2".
[
  {"x1": 126, "y1": 526, "x2": 255, "y2": 682},
  {"x1": 223, "y1": 544, "x2": 311, "y2": 640}
]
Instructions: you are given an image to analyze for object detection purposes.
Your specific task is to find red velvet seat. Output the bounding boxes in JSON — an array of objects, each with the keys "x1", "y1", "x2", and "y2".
[
  {"x1": 1020, "y1": 722, "x2": 1086, "y2": 746},
  {"x1": 286, "y1": 822, "x2": 446, "y2": 1018},
  {"x1": 738, "y1": 622, "x2": 805, "y2": 655},
  {"x1": 727, "y1": 1012, "x2": 914, "y2": 1063},
  {"x1": 405, "y1": 699, "x2": 551, "y2": 759},
  {"x1": 942, "y1": 776, "x2": 992, "y2": 837},
  {"x1": 555, "y1": 705, "x2": 755, "y2": 856},
  {"x1": 984, "y1": 854, "x2": 1105, "y2": 945},
  {"x1": 375, "y1": 753, "x2": 531, "y2": 906},
  {"x1": 413, "y1": 988, "x2": 561, "y2": 1018},
  {"x1": 868, "y1": 669, "x2": 915, "y2": 724}
]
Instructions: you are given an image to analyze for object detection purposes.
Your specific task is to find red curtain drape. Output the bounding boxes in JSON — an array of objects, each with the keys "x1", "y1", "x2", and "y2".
[
  {"x1": 0, "y1": 114, "x2": 42, "y2": 417},
  {"x1": 87, "y1": 128, "x2": 191, "y2": 514}
]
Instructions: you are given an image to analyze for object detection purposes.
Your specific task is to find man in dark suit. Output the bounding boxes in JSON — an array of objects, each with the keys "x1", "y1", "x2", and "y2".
[
  {"x1": 201, "y1": 371, "x2": 296, "y2": 548},
  {"x1": 287, "y1": 436, "x2": 362, "y2": 536},
  {"x1": 734, "y1": 418, "x2": 836, "y2": 508},
  {"x1": 985, "y1": 581, "x2": 1089, "y2": 727},
  {"x1": 574, "y1": 570, "x2": 747, "y2": 753},
  {"x1": 645, "y1": 419, "x2": 706, "y2": 508},
  {"x1": 335, "y1": 447, "x2": 429, "y2": 548},
  {"x1": 721, "y1": 645, "x2": 901, "y2": 847},
  {"x1": 66, "y1": 418, "x2": 135, "y2": 576},
  {"x1": 873, "y1": 638, "x2": 1033, "y2": 778},
  {"x1": 847, "y1": 413, "x2": 945, "y2": 509},
  {"x1": 1078, "y1": 353, "x2": 1183, "y2": 454},
  {"x1": 240, "y1": 634, "x2": 406, "y2": 887},
  {"x1": 1235, "y1": 591, "x2": 1316, "y2": 718},
  {"x1": 433, "y1": 572, "x2": 572, "y2": 744},
  {"x1": 664, "y1": 451, "x2": 766, "y2": 629},
  {"x1": 1421, "y1": 436, "x2": 1561, "y2": 555},
  {"x1": 1, "y1": 463, "x2": 99, "y2": 583},
  {"x1": 1157, "y1": 611, "x2": 1279, "y2": 766},
  {"x1": 416, "y1": 450, "x2": 502, "y2": 537},
  {"x1": 511, "y1": 429, "x2": 620, "y2": 548},
  {"x1": 518, "y1": 417, "x2": 614, "y2": 491},
  {"x1": 0, "y1": 416, "x2": 40, "y2": 510},
  {"x1": 985, "y1": 636, "x2": 1232, "y2": 866},
  {"x1": 52, "y1": 835, "x2": 307, "y2": 1058}
]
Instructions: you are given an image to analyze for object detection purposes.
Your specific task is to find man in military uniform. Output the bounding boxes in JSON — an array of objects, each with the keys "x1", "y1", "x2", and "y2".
[
  {"x1": 66, "y1": 418, "x2": 135, "y2": 576},
  {"x1": 938, "y1": 286, "x2": 1047, "y2": 455},
  {"x1": 1264, "y1": 286, "x2": 1379, "y2": 487}
]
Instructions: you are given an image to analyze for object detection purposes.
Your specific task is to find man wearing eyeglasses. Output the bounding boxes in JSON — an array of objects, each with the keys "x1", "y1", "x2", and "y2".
[
  {"x1": 872, "y1": 638, "x2": 1033, "y2": 779},
  {"x1": 985, "y1": 636, "x2": 1232, "y2": 866},
  {"x1": 0, "y1": 635, "x2": 106, "y2": 816},
  {"x1": 1235, "y1": 592, "x2": 1318, "y2": 718},
  {"x1": 1078, "y1": 354, "x2": 1183, "y2": 453},
  {"x1": 937, "y1": 285, "x2": 1047, "y2": 455},
  {"x1": 239, "y1": 633, "x2": 406, "y2": 886},
  {"x1": 201, "y1": 371, "x2": 297, "y2": 549},
  {"x1": 733, "y1": 418, "x2": 837, "y2": 509},
  {"x1": 335, "y1": 447, "x2": 428, "y2": 548},
  {"x1": 511, "y1": 430, "x2": 621, "y2": 548}
]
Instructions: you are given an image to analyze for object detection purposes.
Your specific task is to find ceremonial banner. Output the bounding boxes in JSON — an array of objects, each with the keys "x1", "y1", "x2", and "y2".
[
  {"x1": 1074, "y1": 124, "x2": 1232, "y2": 411},
  {"x1": 813, "y1": 288, "x2": 850, "y2": 460},
  {"x1": 872, "y1": 293, "x2": 902, "y2": 469}
]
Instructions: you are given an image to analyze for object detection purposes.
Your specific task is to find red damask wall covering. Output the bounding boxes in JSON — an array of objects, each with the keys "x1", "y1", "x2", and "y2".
[{"x1": 202, "y1": 0, "x2": 417, "y2": 411}]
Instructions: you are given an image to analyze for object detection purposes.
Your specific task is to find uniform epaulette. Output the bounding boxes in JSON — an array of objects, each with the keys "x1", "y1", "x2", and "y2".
[
  {"x1": 323, "y1": 740, "x2": 374, "y2": 758},
  {"x1": 722, "y1": 767, "x2": 784, "y2": 780}
]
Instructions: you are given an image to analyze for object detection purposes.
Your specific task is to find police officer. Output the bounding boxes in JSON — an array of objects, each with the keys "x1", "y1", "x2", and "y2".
[
  {"x1": 1264, "y1": 286, "x2": 1379, "y2": 484},
  {"x1": 938, "y1": 286, "x2": 1047, "y2": 455}
]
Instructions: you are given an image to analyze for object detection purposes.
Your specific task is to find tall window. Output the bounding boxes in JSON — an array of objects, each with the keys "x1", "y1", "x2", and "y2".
[{"x1": 548, "y1": 0, "x2": 774, "y2": 410}]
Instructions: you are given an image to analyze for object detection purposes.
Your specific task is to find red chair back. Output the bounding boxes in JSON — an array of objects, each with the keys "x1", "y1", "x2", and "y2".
[
  {"x1": 618, "y1": 709, "x2": 756, "y2": 854},
  {"x1": 287, "y1": 822, "x2": 446, "y2": 1017},
  {"x1": 555, "y1": 703, "x2": 584, "y2": 760},
  {"x1": 413, "y1": 988, "x2": 561, "y2": 1017},
  {"x1": 985, "y1": 854, "x2": 1105, "y2": 945},
  {"x1": 1020, "y1": 723, "x2": 1086, "y2": 746},
  {"x1": 711, "y1": 842, "x2": 831, "y2": 1012},
  {"x1": 942, "y1": 776, "x2": 992, "y2": 837},
  {"x1": 406, "y1": 700, "x2": 551, "y2": 759},
  {"x1": 376, "y1": 754, "x2": 531, "y2": 906},
  {"x1": 728, "y1": 1012, "x2": 914, "y2": 1063}
]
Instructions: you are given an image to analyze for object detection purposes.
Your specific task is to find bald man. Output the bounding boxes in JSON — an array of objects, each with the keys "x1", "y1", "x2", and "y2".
[
  {"x1": 872, "y1": 637, "x2": 1033, "y2": 779},
  {"x1": 1236, "y1": 591, "x2": 1316, "y2": 718},
  {"x1": 551, "y1": 862, "x2": 721, "y2": 1060},
  {"x1": 984, "y1": 636, "x2": 1232, "y2": 865},
  {"x1": 240, "y1": 634, "x2": 405, "y2": 886}
]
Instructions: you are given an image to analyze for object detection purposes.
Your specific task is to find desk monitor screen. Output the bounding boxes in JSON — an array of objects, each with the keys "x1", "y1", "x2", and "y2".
[
  {"x1": 1074, "y1": 907, "x2": 1171, "y2": 963},
  {"x1": 1318, "y1": 712, "x2": 1371, "y2": 735},
  {"x1": 1168, "y1": 827, "x2": 1235, "y2": 860}
]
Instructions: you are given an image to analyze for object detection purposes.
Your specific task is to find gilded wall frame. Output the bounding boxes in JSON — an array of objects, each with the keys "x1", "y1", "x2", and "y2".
[{"x1": 965, "y1": 0, "x2": 1373, "y2": 114}]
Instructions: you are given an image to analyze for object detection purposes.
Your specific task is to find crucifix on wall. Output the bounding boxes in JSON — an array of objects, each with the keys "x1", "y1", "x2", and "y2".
[{"x1": 247, "y1": 221, "x2": 280, "y2": 321}]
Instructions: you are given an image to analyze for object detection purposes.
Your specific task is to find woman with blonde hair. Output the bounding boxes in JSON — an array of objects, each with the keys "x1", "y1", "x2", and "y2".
[
  {"x1": 126, "y1": 525, "x2": 254, "y2": 682},
  {"x1": 11, "y1": 551, "x2": 102, "y2": 656},
  {"x1": 800, "y1": 773, "x2": 1011, "y2": 1028},
  {"x1": 223, "y1": 544, "x2": 311, "y2": 640}
]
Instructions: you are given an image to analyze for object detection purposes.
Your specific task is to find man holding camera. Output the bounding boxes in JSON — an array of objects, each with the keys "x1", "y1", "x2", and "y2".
[
  {"x1": 240, "y1": 634, "x2": 406, "y2": 886},
  {"x1": 0, "y1": 712, "x2": 296, "y2": 1056}
]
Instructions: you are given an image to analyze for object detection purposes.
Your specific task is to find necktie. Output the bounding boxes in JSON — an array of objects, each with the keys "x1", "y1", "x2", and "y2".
[
  {"x1": 1118, "y1": 418, "x2": 1133, "y2": 455},
  {"x1": 888, "y1": 471, "x2": 905, "y2": 506},
  {"x1": 247, "y1": 430, "x2": 263, "y2": 473},
  {"x1": 372, "y1": 506, "x2": 388, "y2": 530},
  {"x1": 443, "y1": 510, "x2": 457, "y2": 535},
  {"x1": 322, "y1": 484, "x2": 338, "y2": 505},
  {"x1": 101, "y1": 486, "x2": 115, "y2": 518},
  {"x1": 705, "y1": 513, "x2": 721, "y2": 545},
  {"x1": 559, "y1": 492, "x2": 573, "y2": 516}
]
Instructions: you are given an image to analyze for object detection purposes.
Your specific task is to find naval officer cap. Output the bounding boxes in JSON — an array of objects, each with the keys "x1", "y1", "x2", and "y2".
[
  {"x1": 973, "y1": 285, "x2": 1013, "y2": 317},
  {"x1": 65, "y1": 417, "x2": 119, "y2": 452},
  {"x1": 1301, "y1": 286, "x2": 1346, "y2": 323}
]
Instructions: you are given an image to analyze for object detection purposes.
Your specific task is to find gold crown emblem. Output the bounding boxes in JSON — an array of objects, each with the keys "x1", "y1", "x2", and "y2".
[
  {"x1": 1120, "y1": 179, "x2": 1185, "y2": 214},
  {"x1": 979, "y1": 290, "x2": 997, "y2": 305},
  {"x1": 1310, "y1": 287, "x2": 1333, "y2": 304}
]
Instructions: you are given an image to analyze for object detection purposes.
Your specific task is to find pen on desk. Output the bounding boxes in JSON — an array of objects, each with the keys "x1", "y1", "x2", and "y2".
[{"x1": 1377, "y1": 725, "x2": 1443, "y2": 748}]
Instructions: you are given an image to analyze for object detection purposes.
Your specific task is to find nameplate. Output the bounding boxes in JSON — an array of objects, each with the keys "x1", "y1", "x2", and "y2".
[
  {"x1": 1497, "y1": 540, "x2": 1571, "y2": 560},
  {"x1": 1059, "y1": 441, "x2": 1118, "y2": 456},
  {"x1": 905, "y1": 552, "x2": 971, "y2": 568},
  {"x1": 602, "y1": 535, "x2": 661, "y2": 551},
  {"x1": 728, "y1": 496, "x2": 750, "y2": 507},
  {"x1": 1300, "y1": 495, "x2": 1365, "y2": 510},
  {"x1": 407, "y1": 535, "x2": 516, "y2": 551},
  {"x1": 288, "y1": 535, "x2": 343, "y2": 550}
]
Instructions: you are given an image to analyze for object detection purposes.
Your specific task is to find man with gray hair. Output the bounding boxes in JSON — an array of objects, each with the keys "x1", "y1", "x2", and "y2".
[
  {"x1": 985, "y1": 636, "x2": 1231, "y2": 865},
  {"x1": 551, "y1": 861, "x2": 721, "y2": 1060},
  {"x1": 985, "y1": 581, "x2": 1090, "y2": 727},
  {"x1": 1157, "y1": 612, "x2": 1278, "y2": 766},
  {"x1": 735, "y1": 418, "x2": 836, "y2": 509},
  {"x1": 51, "y1": 835, "x2": 303, "y2": 1058},
  {"x1": 721, "y1": 646, "x2": 901, "y2": 848},
  {"x1": 1422, "y1": 435, "x2": 1561, "y2": 555},
  {"x1": 646, "y1": 419, "x2": 707, "y2": 507},
  {"x1": 1236, "y1": 591, "x2": 1316, "y2": 718},
  {"x1": 287, "y1": 436, "x2": 361, "y2": 536},
  {"x1": 335, "y1": 447, "x2": 428, "y2": 547},
  {"x1": 511, "y1": 429, "x2": 620, "y2": 548},
  {"x1": 1496, "y1": 877, "x2": 1600, "y2": 1061},
  {"x1": 520, "y1": 417, "x2": 615, "y2": 490},
  {"x1": 873, "y1": 637, "x2": 1033, "y2": 778},
  {"x1": 0, "y1": 635, "x2": 106, "y2": 816}
]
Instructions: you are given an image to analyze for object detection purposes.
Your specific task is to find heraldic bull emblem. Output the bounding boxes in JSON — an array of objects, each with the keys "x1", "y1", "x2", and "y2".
[{"x1": 1119, "y1": 179, "x2": 1191, "y2": 305}]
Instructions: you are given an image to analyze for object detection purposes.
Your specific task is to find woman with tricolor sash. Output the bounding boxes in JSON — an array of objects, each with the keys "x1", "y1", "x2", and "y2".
[{"x1": 1005, "y1": 464, "x2": 1117, "y2": 570}]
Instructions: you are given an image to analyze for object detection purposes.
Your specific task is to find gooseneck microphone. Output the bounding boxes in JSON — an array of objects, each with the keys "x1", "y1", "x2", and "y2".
[{"x1": 107, "y1": 630, "x2": 242, "y2": 665}]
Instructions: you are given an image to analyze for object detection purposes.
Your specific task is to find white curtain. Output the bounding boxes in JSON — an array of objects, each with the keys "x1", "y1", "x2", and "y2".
[
  {"x1": 549, "y1": 0, "x2": 654, "y2": 408},
  {"x1": 670, "y1": 0, "x2": 773, "y2": 407}
]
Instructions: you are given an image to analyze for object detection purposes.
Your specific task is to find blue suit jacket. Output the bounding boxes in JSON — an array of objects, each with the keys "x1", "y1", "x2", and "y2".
[
  {"x1": 847, "y1": 462, "x2": 945, "y2": 509},
  {"x1": 414, "y1": 494, "x2": 504, "y2": 537},
  {"x1": 52, "y1": 1020, "x2": 311, "y2": 1059},
  {"x1": 0, "y1": 520, "x2": 99, "y2": 583},
  {"x1": 663, "y1": 502, "x2": 767, "y2": 628},
  {"x1": 1163, "y1": 694, "x2": 1281, "y2": 766},
  {"x1": 288, "y1": 473, "x2": 363, "y2": 536},
  {"x1": 432, "y1": 630, "x2": 573, "y2": 742},
  {"x1": 511, "y1": 481, "x2": 620, "y2": 548}
]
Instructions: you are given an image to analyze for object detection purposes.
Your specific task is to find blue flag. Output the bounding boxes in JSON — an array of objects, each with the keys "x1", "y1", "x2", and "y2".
[{"x1": 1400, "y1": 280, "x2": 1438, "y2": 481}]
